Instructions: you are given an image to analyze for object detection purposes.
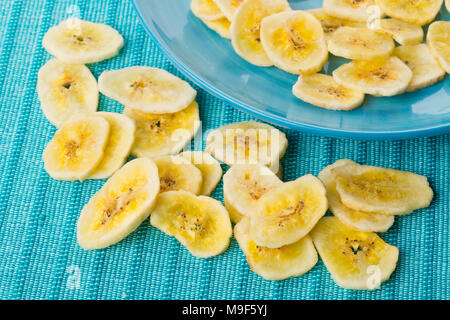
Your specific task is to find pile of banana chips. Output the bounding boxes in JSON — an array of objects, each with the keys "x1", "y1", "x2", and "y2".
[{"x1": 37, "y1": 3, "x2": 437, "y2": 290}]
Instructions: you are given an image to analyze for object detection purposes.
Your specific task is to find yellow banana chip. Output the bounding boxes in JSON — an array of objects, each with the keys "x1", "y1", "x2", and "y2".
[
  {"x1": 223, "y1": 164, "x2": 282, "y2": 224},
  {"x1": 333, "y1": 162, "x2": 433, "y2": 215},
  {"x1": 43, "y1": 116, "x2": 110, "y2": 181},
  {"x1": 179, "y1": 151, "x2": 222, "y2": 196},
  {"x1": 77, "y1": 158, "x2": 160, "y2": 249},
  {"x1": 235, "y1": 217, "x2": 317, "y2": 280},
  {"x1": 89, "y1": 112, "x2": 136, "y2": 179},
  {"x1": 230, "y1": 0, "x2": 291, "y2": 66},
  {"x1": 375, "y1": 0, "x2": 442, "y2": 26},
  {"x1": 250, "y1": 174, "x2": 328, "y2": 248},
  {"x1": 260, "y1": 10, "x2": 328, "y2": 75},
  {"x1": 124, "y1": 101, "x2": 200, "y2": 158},
  {"x1": 319, "y1": 159, "x2": 395, "y2": 232},
  {"x1": 311, "y1": 217, "x2": 399, "y2": 290},
  {"x1": 153, "y1": 155, "x2": 203, "y2": 195},
  {"x1": 150, "y1": 191, "x2": 232, "y2": 258},
  {"x1": 427, "y1": 21, "x2": 450, "y2": 74}
]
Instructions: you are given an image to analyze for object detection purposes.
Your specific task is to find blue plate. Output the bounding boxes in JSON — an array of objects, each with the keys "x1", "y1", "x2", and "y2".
[{"x1": 132, "y1": 0, "x2": 450, "y2": 139}]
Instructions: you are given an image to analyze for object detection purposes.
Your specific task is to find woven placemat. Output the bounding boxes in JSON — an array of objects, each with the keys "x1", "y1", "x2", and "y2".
[{"x1": 0, "y1": 0, "x2": 448, "y2": 300}]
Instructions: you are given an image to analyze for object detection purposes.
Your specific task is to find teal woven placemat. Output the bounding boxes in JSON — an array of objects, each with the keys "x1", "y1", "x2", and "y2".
[{"x1": 0, "y1": 0, "x2": 448, "y2": 300}]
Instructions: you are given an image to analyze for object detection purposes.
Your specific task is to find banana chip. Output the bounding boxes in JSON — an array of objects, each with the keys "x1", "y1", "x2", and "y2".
[
  {"x1": 311, "y1": 217, "x2": 399, "y2": 290},
  {"x1": 319, "y1": 159, "x2": 395, "y2": 232},
  {"x1": 394, "y1": 44, "x2": 445, "y2": 92},
  {"x1": 191, "y1": 0, "x2": 225, "y2": 21},
  {"x1": 154, "y1": 155, "x2": 203, "y2": 195},
  {"x1": 308, "y1": 8, "x2": 365, "y2": 42},
  {"x1": 376, "y1": 18, "x2": 424, "y2": 46},
  {"x1": 77, "y1": 158, "x2": 160, "y2": 249},
  {"x1": 180, "y1": 151, "x2": 223, "y2": 196},
  {"x1": 201, "y1": 17, "x2": 231, "y2": 39},
  {"x1": 235, "y1": 217, "x2": 317, "y2": 280},
  {"x1": 333, "y1": 162, "x2": 433, "y2": 215},
  {"x1": 274, "y1": 163, "x2": 283, "y2": 180},
  {"x1": 328, "y1": 27, "x2": 394, "y2": 60},
  {"x1": 124, "y1": 101, "x2": 200, "y2": 158},
  {"x1": 292, "y1": 73, "x2": 365, "y2": 111},
  {"x1": 213, "y1": 0, "x2": 244, "y2": 20},
  {"x1": 323, "y1": 0, "x2": 378, "y2": 22},
  {"x1": 37, "y1": 58, "x2": 98, "y2": 127},
  {"x1": 99, "y1": 66, "x2": 197, "y2": 114},
  {"x1": 224, "y1": 195, "x2": 245, "y2": 224},
  {"x1": 230, "y1": 0, "x2": 291, "y2": 66},
  {"x1": 427, "y1": 21, "x2": 450, "y2": 74},
  {"x1": 206, "y1": 121, "x2": 287, "y2": 171},
  {"x1": 260, "y1": 10, "x2": 328, "y2": 75},
  {"x1": 89, "y1": 112, "x2": 136, "y2": 179},
  {"x1": 250, "y1": 174, "x2": 328, "y2": 248},
  {"x1": 150, "y1": 191, "x2": 232, "y2": 258},
  {"x1": 375, "y1": 0, "x2": 442, "y2": 26},
  {"x1": 43, "y1": 116, "x2": 109, "y2": 181},
  {"x1": 333, "y1": 57, "x2": 413, "y2": 96},
  {"x1": 43, "y1": 19, "x2": 124, "y2": 64},
  {"x1": 223, "y1": 164, "x2": 282, "y2": 224}
]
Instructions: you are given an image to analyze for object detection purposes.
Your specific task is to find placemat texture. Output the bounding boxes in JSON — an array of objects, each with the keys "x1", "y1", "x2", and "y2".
[{"x1": 0, "y1": 0, "x2": 448, "y2": 300}]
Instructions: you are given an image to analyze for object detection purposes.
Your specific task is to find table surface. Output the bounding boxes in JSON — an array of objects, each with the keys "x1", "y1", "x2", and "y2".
[{"x1": 0, "y1": 0, "x2": 448, "y2": 300}]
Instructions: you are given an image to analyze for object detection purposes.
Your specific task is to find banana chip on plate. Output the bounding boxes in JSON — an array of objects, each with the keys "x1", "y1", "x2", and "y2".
[
  {"x1": 375, "y1": 0, "x2": 442, "y2": 26},
  {"x1": 394, "y1": 44, "x2": 445, "y2": 92},
  {"x1": 323, "y1": 0, "x2": 379, "y2": 22},
  {"x1": 333, "y1": 57, "x2": 413, "y2": 96},
  {"x1": 260, "y1": 10, "x2": 328, "y2": 75},
  {"x1": 230, "y1": 0, "x2": 291, "y2": 66},
  {"x1": 328, "y1": 27, "x2": 394, "y2": 60},
  {"x1": 308, "y1": 8, "x2": 365, "y2": 43},
  {"x1": 292, "y1": 73, "x2": 365, "y2": 111},
  {"x1": 376, "y1": 18, "x2": 423, "y2": 46},
  {"x1": 427, "y1": 21, "x2": 450, "y2": 74},
  {"x1": 201, "y1": 17, "x2": 232, "y2": 39},
  {"x1": 191, "y1": 0, "x2": 225, "y2": 21},
  {"x1": 213, "y1": 0, "x2": 244, "y2": 20}
]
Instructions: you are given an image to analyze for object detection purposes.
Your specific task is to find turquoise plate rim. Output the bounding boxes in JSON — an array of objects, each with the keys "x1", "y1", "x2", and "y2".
[{"x1": 132, "y1": 0, "x2": 450, "y2": 140}]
